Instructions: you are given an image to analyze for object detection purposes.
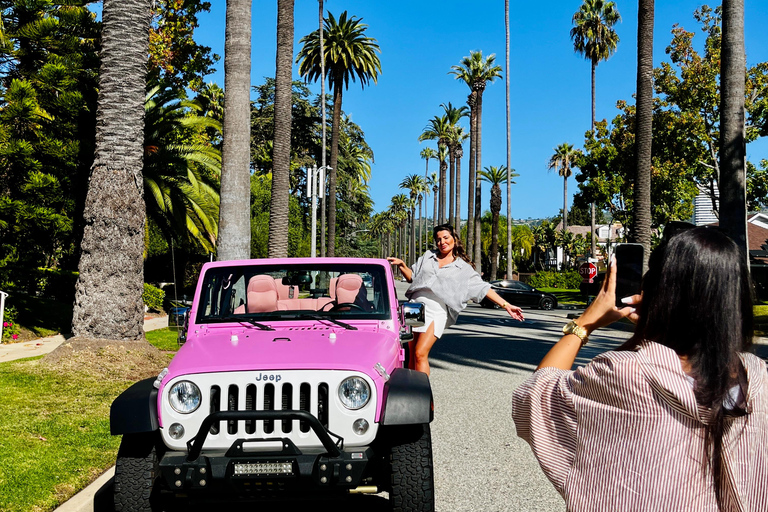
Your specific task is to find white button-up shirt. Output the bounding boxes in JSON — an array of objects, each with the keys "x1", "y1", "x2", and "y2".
[{"x1": 405, "y1": 250, "x2": 490, "y2": 327}]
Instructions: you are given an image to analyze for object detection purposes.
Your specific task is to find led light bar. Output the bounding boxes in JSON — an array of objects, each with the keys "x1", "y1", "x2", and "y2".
[{"x1": 233, "y1": 461, "x2": 294, "y2": 476}]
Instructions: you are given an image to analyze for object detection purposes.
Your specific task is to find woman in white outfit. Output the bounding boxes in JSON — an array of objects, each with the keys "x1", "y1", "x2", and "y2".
[{"x1": 388, "y1": 224, "x2": 524, "y2": 375}]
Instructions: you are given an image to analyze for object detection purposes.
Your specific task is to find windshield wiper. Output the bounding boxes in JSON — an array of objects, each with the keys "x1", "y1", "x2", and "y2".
[
  {"x1": 221, "y1": 316, "x2": 275, "y2": 331},
  {"x1": 296, "y1": 313, "x2": 357, "y2": 331}
]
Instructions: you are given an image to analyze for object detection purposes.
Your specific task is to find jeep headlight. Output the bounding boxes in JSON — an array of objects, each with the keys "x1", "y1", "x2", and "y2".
[
  {"x1": 338, "y1": 377, "x2": 370, "y2": 410},
  {"x1": 168, "y1": 380, "x2": 201, "y2": 414}
]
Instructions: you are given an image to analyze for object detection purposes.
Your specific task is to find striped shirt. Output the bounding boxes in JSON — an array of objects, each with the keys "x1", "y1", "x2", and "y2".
[
  {"x1": 511, "y1": 341, "x2": 768, "y2": 511},
  {"x1": 405, "y1": 250, "x2": 490, "y2": 328}
]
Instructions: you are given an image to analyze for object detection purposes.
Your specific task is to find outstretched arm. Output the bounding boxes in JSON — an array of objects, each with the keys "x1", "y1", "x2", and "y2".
[
  {"x1": 387, "y1": 257, "x2": 413, "y2": 282},
  {"x1": 485, "y1": 289, "x2": 525, "y2": 321}
]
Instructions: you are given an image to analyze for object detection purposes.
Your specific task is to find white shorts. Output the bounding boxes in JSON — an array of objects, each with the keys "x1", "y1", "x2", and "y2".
[{"x1": 411, "y1": 293, "x2": 448, "y2": 338}]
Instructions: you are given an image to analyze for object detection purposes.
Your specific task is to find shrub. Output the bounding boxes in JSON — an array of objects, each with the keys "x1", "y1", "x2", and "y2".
[
  {"x1": 2, "y1": 305, "x2": 21, "y2": 343},
  {"x1": 142, "y1": 283, "x2": 165, "y2": 312},
  {"x1": 529, "y1": 270, "x2": 581, "y2": 289}
]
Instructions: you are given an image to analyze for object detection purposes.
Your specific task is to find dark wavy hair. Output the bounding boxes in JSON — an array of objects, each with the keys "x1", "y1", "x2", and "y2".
[
  {"x1": 433, "y1": 224, "x2": 474, "y2": 268},
  {"x1": 621, "y1": 226, "x2": 753, "y2": 508}
]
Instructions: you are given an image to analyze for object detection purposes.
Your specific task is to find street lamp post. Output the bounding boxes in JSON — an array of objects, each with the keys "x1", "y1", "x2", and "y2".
[{"x1": 307, "y1": 165, "x2": 331, "y2": 257}]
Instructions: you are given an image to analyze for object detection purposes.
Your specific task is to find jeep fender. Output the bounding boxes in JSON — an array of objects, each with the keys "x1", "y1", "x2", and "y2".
[
  {"x1": 380, "y1": 368, "x2": 433, "y2": 425},
  {"x1": 110, "y1": 377, "x2": 159, "y2": 435}
]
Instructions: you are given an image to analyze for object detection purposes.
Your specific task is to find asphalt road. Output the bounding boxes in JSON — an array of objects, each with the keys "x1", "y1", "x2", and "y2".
[{"x1": 84, "y1": 280, "x2": 768, "y2": 511}]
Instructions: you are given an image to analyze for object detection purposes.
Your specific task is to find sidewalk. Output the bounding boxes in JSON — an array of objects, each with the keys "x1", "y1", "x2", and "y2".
[{"x1": 0, "y1": 315, "x2": 169, "y2": 363}]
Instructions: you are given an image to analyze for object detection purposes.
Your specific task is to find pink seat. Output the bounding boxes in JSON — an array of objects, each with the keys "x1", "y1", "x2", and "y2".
[
  {"x1": 274, "y1": 278, "x2": 298, "y2": 300},
  {"x1": 335, "y1": 274, "x2": 363, "y2": 304},
  {"x1": 328, "y1": 277, "x2": 338, "y2": 300},
  {"x1": 246, "y1": 275, "x2": 280, "y2": 313}
]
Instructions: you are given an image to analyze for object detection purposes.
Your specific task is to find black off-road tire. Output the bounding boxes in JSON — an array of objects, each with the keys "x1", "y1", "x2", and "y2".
[
  {"x1": 386, "y1": 423, "x2": 435, "y2": 512},
  {"x1": 114, "y1": 432, "x2": 161, "y2": 512},
  {"x1": 539, "y1": 297, "x2": 555, "y2": 310}
]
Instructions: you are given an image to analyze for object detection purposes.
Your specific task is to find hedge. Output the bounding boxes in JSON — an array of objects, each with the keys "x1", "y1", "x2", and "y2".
[
  {"x1": 529, "y1": 270, "x2": 582, "y2": 289},
  {"x1": 142, "y1": 283, "x2": 165, "y2": 312}
]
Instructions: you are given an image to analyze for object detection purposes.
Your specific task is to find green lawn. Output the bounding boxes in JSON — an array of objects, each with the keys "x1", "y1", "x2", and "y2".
[
  {"x1": 539, "y1": 288, "x2": 587, "y2": 306},
  {"x1": 0, "y1": 334, "x2": 178, "y2": 512}
]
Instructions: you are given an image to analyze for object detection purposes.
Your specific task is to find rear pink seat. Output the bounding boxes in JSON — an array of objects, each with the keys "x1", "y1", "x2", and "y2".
[{"x1": 233, "y1": 274, "x2": 360, "y2": 314}]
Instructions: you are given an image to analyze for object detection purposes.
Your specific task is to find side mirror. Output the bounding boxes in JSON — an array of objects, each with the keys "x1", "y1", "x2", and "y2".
[
  {"x1": 401, "y1": 301, "x2": 425, "y2": 327},
  {"x1": 177, "y1": 309, "x2": 189, "y2": 347}
]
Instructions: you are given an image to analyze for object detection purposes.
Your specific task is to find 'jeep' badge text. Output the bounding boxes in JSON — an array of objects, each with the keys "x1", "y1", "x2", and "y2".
[{"x1": 255, "y1": 372, "x2": 282, "y2": 383}]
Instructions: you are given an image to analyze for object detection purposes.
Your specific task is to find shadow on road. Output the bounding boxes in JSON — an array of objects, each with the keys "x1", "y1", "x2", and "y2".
[{"x1": 94, "y1": 477, "x2": 390, "y2": 512}]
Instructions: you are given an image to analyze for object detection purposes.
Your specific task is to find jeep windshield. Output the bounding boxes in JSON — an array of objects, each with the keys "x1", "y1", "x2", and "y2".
[{"x1": 196, "y1": 263, "x2": 391, "y2": 324}]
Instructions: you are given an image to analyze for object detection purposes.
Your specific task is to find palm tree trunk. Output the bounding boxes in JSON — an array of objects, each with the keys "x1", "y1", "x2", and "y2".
[
  {"x1": 268, "y1": 0, "x2": 294, "y2": 258},
  {"x1": 719, "y1": 0, "x2": 748, "y2": 258},
  {"x1": 490, "y1": 184, "x2": 501, "y2": 281},
  {"x1": 466, "y1": 93, "x2": 477, "y2": 255},
  {"x1": 72, "y1": 0, "x2": 150, "y2": 340},
  {"x1": 454, "y1": 149, "x2": 462, "y2": 232},
  {"x1": 439, "y1": 157, "x2": 447, "y2": 224},
  {"x1": 448, "y1": 145, "x2": 455, "y2": 225},
  {"x1": 418, "y1": 199, "x2": 423, "y2": 257},
  {"x1": 410, "y1": 207, "x2": 416, "y2": 265},
  {"x1": 633, "y1": 0, "x2": 654, "y2": 266},
  {"x1": 432, "y1": 187, "x2": 438, "y2": 242},
  {"x1": 506, "y1": 0, "x2": 512, "y2": 279},
  {"x1": 424, "y1": 159, "x2": 429, "y2": 253},
  {"x1": 473, "y1": 92, "x2": 484, "y2": 269},
  {"x1": 217, "y1": 0, "x2": 252, "y2": 261},
  {"x1": 590, "y1": 59, "x2": 597, "y2": 259},
  {"x1": 319, "y1": 0, "x2": 326, "y2": 257},
  {"x1": 328, "y1": 81, "x2": 343, "y2": 256},
  {"x1": 563, "y1": 175, "x2": 568, "y2": 231}
]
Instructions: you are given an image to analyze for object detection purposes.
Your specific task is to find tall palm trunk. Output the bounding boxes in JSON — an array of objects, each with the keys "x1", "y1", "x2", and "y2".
[
  {"x1": 432, "y1": 185, "x2": 438, "y2": 242},
  {"x1": 418, "y1": 198, "x2": 423, "y2": 257},
  {"x1": 633, "y1": 0, "x2": 653, "y2": 266},
  {"x1": 506, "y1": 0, "x2": 512, "y2": 278},
  {"x1": 454, "y1": 145, "x2": 463, "y2": 232},
  {"x1": 590, "y1": 60, "x2": 598, "y2": 260},
  {"x1": 473, "y1": 90, "x2": 484, "y2": 268},
  {"x1": 72, "y1": 0, "x2": 150, "y2": 340},
  {"x1": 409, "y1": 207, "x2": 416, "y2": 265},
  {"x1": 466, "y1": 92, "x2": 477, "y2": 254},
  {"x1": 719, "y1": 0, "x2": 748, "y2": 256},
  {"x1": 328, "y1": 81, "x2": 343, "y2": 256},
  {"x1": 563, "y1": 175, "x2": 569, "y2": 231},
  {"x1": 490, "y1": 183, "x2": 501, "y2": 280},
  {"x1": 448, "y1": 145, "x2": 456, "y2": 225},
  {"x1": 423, "y1": 159, "x2": 429, "y2": 253},
  {"x1": 218, "y1": 0, "x2": 252, "y2": 261},
  {"x1": 269, "y1": 0, "x2": 294, "y2": 258},
  {"x1": 318, "y1": 0, "x2": 326, "y2": 257},
  {"x1": 439, "y1": 156, "x2": 447, "y2": 223}
]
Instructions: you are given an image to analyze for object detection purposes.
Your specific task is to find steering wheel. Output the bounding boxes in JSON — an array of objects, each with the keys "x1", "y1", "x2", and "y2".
[{"x1": 326, "y1": 302, "x2": 365, "y2": 312}]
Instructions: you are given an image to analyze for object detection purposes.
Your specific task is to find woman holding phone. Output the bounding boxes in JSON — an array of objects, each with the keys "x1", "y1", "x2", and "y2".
[
  {"x1": 388, "y1": 224, "x2": 524, "y2": 375},
  {"x1": 512, "y1": 226, "x2": 768, "y2": 511}
]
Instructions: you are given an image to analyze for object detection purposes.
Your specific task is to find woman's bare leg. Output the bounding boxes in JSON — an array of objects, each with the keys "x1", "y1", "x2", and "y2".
[{"x1": 412, "y1": 323, "x2": 439, "y2": 376}]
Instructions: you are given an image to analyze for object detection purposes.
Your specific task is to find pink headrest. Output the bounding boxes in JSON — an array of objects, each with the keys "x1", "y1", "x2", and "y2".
[
  {"x1": 328, "y1": 277, "x2": 338, "y2": 300},
  {"x1": 335, "y1": 274, "x2": 363, "y2": 304},
  {"x1": 247, "y1": 275, "x2": 279, "y2": 313}
]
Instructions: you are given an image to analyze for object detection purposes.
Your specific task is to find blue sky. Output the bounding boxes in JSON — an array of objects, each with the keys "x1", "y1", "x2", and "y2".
[{"x1": 194, "y1": 1, "x2": 768, "y2": 221}]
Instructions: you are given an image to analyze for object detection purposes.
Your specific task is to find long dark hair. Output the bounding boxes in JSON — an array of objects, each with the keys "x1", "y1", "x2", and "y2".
[
  {"x1": 621, "y1": 226, "x2": 753, "y2": 507},
  {"x1": 433, "y1": 224, "x2": 474, "y2": 268}
]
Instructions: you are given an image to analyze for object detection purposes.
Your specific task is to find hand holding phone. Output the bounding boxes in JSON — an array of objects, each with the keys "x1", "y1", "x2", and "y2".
[{"x1": 614, "y1": 243, "x2": 644, "y2": 307}]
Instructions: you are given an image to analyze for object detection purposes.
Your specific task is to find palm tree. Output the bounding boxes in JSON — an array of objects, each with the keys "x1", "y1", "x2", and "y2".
[
  {"x1": 370, "y1": 211, "x2": 394, "y2": 258},
  {"x1": 297, "y1": 11, "x2": 381, "y2": 257},
  {"x1": 451, "y1": 51, "x2": 502, "y2": 266},
  {"x1": 440, "y1": 102, "x2": 469, "y2": 225},
  {"x1": 419, "y1": 115, "x2": 452, "y2": 223},
  {"x1": 633, "y1": 0, "x2": 653, "y2": 263},
  {"x1": 389, "y1": 194, "x2": 409, "y2": 262},
  {"x1": 571, "y1": 0, "x2": 621, "y2": 258},
  {"x1": 72, "y1": 1, "x2": 150, "y2": 339},
  {"x1": 217, "y1": 0, "x2": 252, "y2": 261},
  {"x1": 143, "y1": 86, "x2": 221, "y2": 253},
  {"x1": 719, "y1": 0, "x2": 748, "y2": 258},
  {"x1": 420, "y1": 147, "x2": 438, "y2": 251},
  {"x1": 547, "y1": 143, "x2": 579, "y2": 232},
  {"x1": 400, "y1": 174, "x2": 426, "y2": 265},
  {"x1": 430, "y1": 170, "x2": 439, "y2": 238},
  {"x1": 268, "y1": 0, "x2": 294, "y2": 258},
  {"x1": 479, "y1": 165, "x2": 518, "y2": 281},
  {"x1": 449, "y1": 126, "x2": 469, "y2": 231}
]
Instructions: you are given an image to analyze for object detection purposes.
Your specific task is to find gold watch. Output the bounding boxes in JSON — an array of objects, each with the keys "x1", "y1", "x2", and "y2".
[{"x1": 563, "y1": 320, "x2": 589, "y2": 346}]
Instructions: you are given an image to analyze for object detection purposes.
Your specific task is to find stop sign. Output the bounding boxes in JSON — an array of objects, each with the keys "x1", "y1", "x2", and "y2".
[{"x1": 579, "y1": 262, "x2": 598, "y2": 283}]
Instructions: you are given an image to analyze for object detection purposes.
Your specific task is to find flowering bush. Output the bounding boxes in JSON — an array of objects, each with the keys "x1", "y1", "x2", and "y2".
[{"x1": 2, "y1": 306, "x2": 21, "y2": 343}]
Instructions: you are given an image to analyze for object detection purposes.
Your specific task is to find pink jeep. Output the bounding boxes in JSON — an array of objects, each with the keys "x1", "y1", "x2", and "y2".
[{"x1": 110, "y1": 258, "x2": 433, "y2": 511}]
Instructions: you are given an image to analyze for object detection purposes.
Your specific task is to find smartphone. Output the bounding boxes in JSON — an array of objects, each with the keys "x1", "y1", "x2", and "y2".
[{"x1": 614, "y1": 243, "x2": 644, "y2": 307}]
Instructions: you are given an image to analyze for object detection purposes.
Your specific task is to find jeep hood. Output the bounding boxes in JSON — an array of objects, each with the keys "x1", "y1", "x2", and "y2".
[{"x1": 165, "y1": 326, "x2": 401, "y2": 381}]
